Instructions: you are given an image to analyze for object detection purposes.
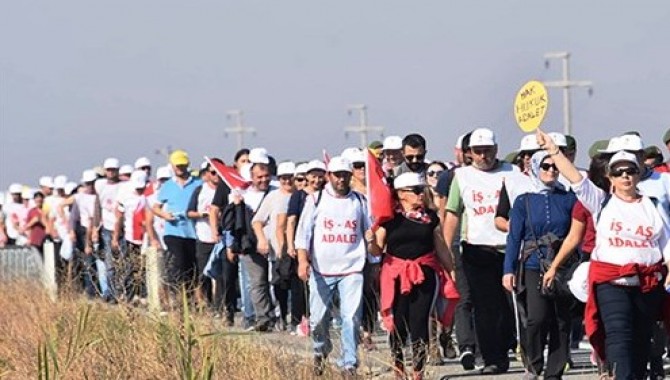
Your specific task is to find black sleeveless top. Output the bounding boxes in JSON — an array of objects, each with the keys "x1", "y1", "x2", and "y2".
[{"x1": 381, "y1": 209, "x2": 439, "y2": 260}]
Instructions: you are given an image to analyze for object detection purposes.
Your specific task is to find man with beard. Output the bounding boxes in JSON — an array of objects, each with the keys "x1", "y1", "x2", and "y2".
[
  {"x1": 443, "y1": 128, "x2": 526, "y2": 374},
  {"x1": 394, "y1": 133, "x2": 428, "y2": 177}
]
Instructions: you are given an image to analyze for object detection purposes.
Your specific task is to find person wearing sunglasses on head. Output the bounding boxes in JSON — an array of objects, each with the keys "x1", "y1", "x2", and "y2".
[
  {"x1": 502, "y1": 150, "x2": 577, "y2": 380},
  {"x1": 394, "y1": 133, "x2": 428, "y2": 177},
  {"x1": 536, "y1": 130, "x2": 670, "y2": 380},
  {"x1": 368, "y1": 172, "x2": 454, "y2": 380}
]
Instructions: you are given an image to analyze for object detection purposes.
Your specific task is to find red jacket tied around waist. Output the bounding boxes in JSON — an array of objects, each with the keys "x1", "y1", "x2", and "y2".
[
  {"x1": 379, "y1": 252, "x2": 460, "y2": 332},
  {"x1": 585, "y1": 260, "x2": 670, "y2": 361}
]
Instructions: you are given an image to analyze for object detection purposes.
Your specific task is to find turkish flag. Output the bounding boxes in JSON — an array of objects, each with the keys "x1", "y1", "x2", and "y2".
[
  {"x1": 206, "y1": 156, "x2": 250, "y2": 190},
  {"x1": 365, "y1": 149, "x2": 394, "y2": 230}
]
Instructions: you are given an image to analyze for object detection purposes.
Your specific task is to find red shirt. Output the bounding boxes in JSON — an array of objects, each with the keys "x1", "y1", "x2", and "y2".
[
  {"x1": 26, "y1": 207, "x2": 47, "y2": 247},
  {"x1": 572, "y1": 201, "x2": 595, "y2": 254},
  {"x1": 653, "y1": 163, "x2": 670, "y2": 173}
]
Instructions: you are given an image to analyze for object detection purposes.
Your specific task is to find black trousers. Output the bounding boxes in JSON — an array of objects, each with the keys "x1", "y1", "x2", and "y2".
[
  {"x1": 524, "y1": 269, "x2": 571, "y2": 378},
  {"x1": 362, "y1": 261, "x2": 381, "y2": 333},
  {"x1": 453, "y1": 242, "x2": 476, "y2": 353},
  {"x1": 163, "y1": 236, "x2": 197, "y2": 293},
  {"x1": 461, "y1": 243, "x2": 513, "y2": 367},
  {"x1": 596, "y1": 282, "x2": 663, "y2": 380},
  {"x1": 220, "y1": 255, "x2": 239, "y2": 317},
  {"x1": 389, "y1": 265, "x2": 437, "y2": 372},
  {"x1": 195, "y1": 241, "x2": 215, "y2": 304},
  {"x1": 288, "y1": 256, "x2": 307, "y2": 326}
]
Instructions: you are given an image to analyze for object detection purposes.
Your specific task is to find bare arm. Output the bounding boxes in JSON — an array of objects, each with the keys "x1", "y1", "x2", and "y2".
[
  {"x1": 209, "y1": 204, "x2": 221, "y2": 242},
  {"x1": 367, "y1": 226, "x2": 386, "y2": 257},
  {"x1": 151, "y1": 202, "x2": 175, "y2": 221},
  {"x1": 434, "y1": 226, "x2": 454, "y2": 276},
  {"x1": 436, "y1": 195, "x2": 447, "y2": 226},
  {"x1": 276, "y1": 213, "x2": 288, "y2": 259},
  {"x1": 537, "y1": 129, "x2": 583, "y2": 184},
  {"x1": 494, "y1": 217, "x2": 509, "y2": 233},
  {"x1": 286, "y1": 215, "x2": 298, "y2": 257},
  {"x1": 443, "y1": 211, "x2": 461, "y2": 264},
  {"x1": 252, "y1": 220, "x2": 269, "y2": 255}
]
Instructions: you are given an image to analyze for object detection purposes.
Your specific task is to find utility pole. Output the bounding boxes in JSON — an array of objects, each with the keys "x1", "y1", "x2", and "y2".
[
  {"x1": 225, "y1": 109, "x2": 256, "y2": 151},
  {"x1": 344, "y1": 104, "x2": 384, "y2": 148},
  {"x1": 542, "y1": 52, "x2": 593, "y2": 136}
]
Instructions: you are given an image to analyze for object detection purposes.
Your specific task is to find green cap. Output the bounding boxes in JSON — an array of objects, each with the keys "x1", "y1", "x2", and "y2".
[
  {"x1": 504, "y1": 151, "x2": 519, "y2": 164},
  {"x1": 644, "y1": 145, "x2": 662, "y2": 158},
  {"x1": 565, "y1": 135, "x2": 576, "y2": 152},
  {"x1": 663, "y1": 128, "x2": 670, "y2": 144},
  {"x1": 368, "y1": 140, "x2": 383, "y2": 149},
  {"x1": 588, "y1": 140, "x2": 609, "y2": 159}
]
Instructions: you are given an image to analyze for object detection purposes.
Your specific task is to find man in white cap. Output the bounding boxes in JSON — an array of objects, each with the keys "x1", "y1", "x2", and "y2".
[
  {"x1": 382, "y1": 136, "x2": 404, "y2": 178},
  {"x1": 113, "y1": 170, "x2": 156, "y2": 302},
  {"x1": 252, "y1": 161, "x2": 296, "y2": 330},
  {"x1": 134, "y1": 156, "x2": 156, "y2": 196},
  {"x1": 186, "y1": 161, "x2": 221, "y2": 312},
  {"x1": 295, "y1": 156, "x2": 370, "y2": 377},
  {"x1": 4, "y1": 183, "x2": 27, "y2": 246},
  {"x1": 283, "y1": 158, "x2": 327, "y2": 335},
  {"x1": 444, "y1": 127, "x2": 526, "y2": 374},
  {"x1": 95, "y1": 157, "x2": 123, "y2": 301},
  {"x1": 517, "y1": 134, "x2": 542, "y2": 175},
  {"x1": 222, "y1": 148, "x2": 277, "y2": 331}
]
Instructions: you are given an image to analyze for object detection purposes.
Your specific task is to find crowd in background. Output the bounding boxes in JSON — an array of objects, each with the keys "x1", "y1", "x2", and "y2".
[{"x1": 1, "y1": 127, "x2": 670, "y2": 380}]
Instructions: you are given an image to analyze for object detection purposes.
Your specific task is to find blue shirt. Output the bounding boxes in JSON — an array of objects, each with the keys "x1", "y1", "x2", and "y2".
[
  {"x1": 158, "y1": 176, "x2": 202, "y2": 239},
  {"x1": 503, "y1": 189, "x2": 576, "y2": 275}
]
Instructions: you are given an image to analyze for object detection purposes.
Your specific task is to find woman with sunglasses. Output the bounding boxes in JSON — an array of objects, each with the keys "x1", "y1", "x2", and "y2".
[
  {"x1": 368, "y1": 172, "x2": 454, "y2": 380},
  {"x1": 537, "y1": 130, "x2": 670, "y2": 380},
  {"x1": 502, "y1": 150, "x2": 577, "y2": 379},
  {"x1": 424, "y1": 161, "x2": 447, "y2": 212}
]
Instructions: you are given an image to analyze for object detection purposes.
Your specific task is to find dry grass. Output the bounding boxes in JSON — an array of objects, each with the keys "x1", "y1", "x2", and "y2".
[{"x1": 0, "y1": 281, "x2": 323, "y2": 380}]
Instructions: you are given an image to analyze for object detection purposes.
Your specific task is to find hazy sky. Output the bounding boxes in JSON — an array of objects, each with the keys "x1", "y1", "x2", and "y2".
[{"x1": 1, "y1": 1, "x2": 669, "y2": 189}]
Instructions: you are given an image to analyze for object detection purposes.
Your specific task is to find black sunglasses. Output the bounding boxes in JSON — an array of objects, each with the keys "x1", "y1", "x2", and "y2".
[
  {"x1": 399, "y1": 186, "x2": 425, "y2": 195},
  {"x1": 279, "y1": 175, "x2": 293, "y2": 181},
  {"x1": 405, "y1": 154, "x2": 425, "y2": 162},
  {"x1": 426, "y1": 170, "x2": 443, "y2": 177},
  {"x1": 539, "y1": 163, "x2": 558, "y2": 172},
  {"x1": 610, "y1": 167, "x2": 640, "y2": 177},
  {"x1": 294, "y1": 177, "x2": 306, "y2": 182},
  {"x1": 352, "y1": 162, "x2": 365, "y2": 169},
  {"x1": 209, "y1": 170, "x2": 218, "y2": 175}
]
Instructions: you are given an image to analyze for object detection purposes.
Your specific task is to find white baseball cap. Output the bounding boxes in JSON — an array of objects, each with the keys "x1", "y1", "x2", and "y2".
[
  {"x1": 39, "y1": 176, "x2": 54, "y2": 188},
  {"x1": 518, "y1": 134, "x2": 541, "y2": 152},
  {"x1": 469, "y1": 128, "x2": 496, "y2": 147},
  {"x1": 306, "y1": 160, "x2": 327, "y2": 173},
  {"x1": 277, "y1": 162, "x2": 296, "y2": 176},
  {"x1": 394, "y1": 172, "x2": 425, "y2": 189},
  {"x1": 341, "y1": 147, "x2": 365, "y2": 163},
  {"x1": 119, "y1": 164, "x2": 134, "y2": 176},
  {"x1": 327, "y1": 156, "x2": 352, "y2": 173},
  {"x1": 600, "y1": 134, "x2": 644, "y2": 154},
  {"x1": 295, "y1": 163, "x2": 309, "y2": 175},
  {"x1": 53, "y1": 175, "x2": 68, "y2": 189},
  {"x1": 383, "y1": 136, "x2": 403, "y2": 150},
  {"x1": 134, "y1": 157, "x2": 151, "y2": 169},
  {"x1": 608, "y1": 151, "x2": 640, "y2": 170},
  {"x1": 249, "y1": 147, "x2": 270, "y2": 165},
  {"x1": 156, "y1": 165, "x2": 172, "y2": 180},
  {"x1": 568, "y1": 262, "x2": 590, "y2": 303},
  {"x1": 547, "y1": 132, "x2": 567, "y2": 148},
  {"x1": 8, "y1": 183, "x2": 22, "y2": 194},
  {"x1": 81, "y1": 169, "x2": 98, "y2": 183},
  {"x1": 103, "y1": 157, "x2": 120, "y2": 169},
  {"x1": 64, "y1": 182, "x2": 78, "y2": 195},
  {"x1": 129, "y1": 170, "x2": 148, "y2": 189},
  {"x1": 22, "y1": 188, "x2": 34, "y2": 200},
  {"x1": 455, "y1": 134, "x2": 466, "y2": 149}
]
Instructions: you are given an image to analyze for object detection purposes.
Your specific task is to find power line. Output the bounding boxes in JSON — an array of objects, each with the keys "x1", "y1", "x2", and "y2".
[
  {"x1": 225, "y1": 109, "x2": 256, "y2": 151},
  {"x1": 542, "y1": 52, "x2": 593, "y2": 136},
  {"x1": 344, "y1": 104, "x2": 384, "y2": 148}
]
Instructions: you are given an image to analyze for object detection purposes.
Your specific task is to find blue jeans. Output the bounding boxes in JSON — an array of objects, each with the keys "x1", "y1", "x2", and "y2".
[
  {"x1": 309, "y1": 271, "x2": 363, "y2": 369},
  {"x1": 238, "y1": 258, "x2": 255, "y2": 321},
  {"x1": 596, "y1": 283, "x2": 663, "y2": 380},
  {"x1": 100, "y1": 228, "x2": 125, "y2": 299}
]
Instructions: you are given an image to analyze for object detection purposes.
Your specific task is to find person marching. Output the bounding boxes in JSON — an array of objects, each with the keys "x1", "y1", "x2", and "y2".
[
  {"x1": 368, "y1": 172, "x2": 454, "y2": 380},
  {"x1": 537, "y1": 130, "x2": 670, "y2": 380},
  {"x1": 502, "y1": 151, "x2": 577, "y2": 379}
]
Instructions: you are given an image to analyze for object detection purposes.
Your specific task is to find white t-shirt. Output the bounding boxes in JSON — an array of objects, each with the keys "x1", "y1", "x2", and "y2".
[
  {"x1": 4, "y1": 201, "x2": 28, "y2": 240},
  {"x1": 118, "y1": 191, "x2": 148, "y2": 245},
  {"x1": 295, "y1": 184, "x2": 370, "y2": 276},
  {"x1": 74, "y1": 193, "x2": 98, "y2": 229},
  {"x1": 572, "y1": 178, "x2": 670, "y2": 270},
  {"x1": 193, "y1": 184, "x2": 217, "y2": 243},
  {"x1": 147, "y1": 191, "x2": 166, "y2": 250},
  {"x1": 252, "y1": 189, "x2": 291, "y2": 257},
  {"x1": 638, "y1": 171, "x2": 670, "y2": 214},
  {"x1": 95, "y1": 180, "x2": 121, "y2": 231},
  {"x1": 449, "y1": 162, "x2": 526, "y2": 247}
]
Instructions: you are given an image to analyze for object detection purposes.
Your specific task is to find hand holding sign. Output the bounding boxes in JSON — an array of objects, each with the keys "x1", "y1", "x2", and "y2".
[{"x1": 514, "y1": 80, "x2": 548, "y2": 132}]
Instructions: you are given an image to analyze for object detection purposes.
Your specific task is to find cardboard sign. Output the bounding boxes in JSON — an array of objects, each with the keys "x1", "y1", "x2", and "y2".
[{"x1": 514, "y1": 80, "x2": 549, "y2": 132}]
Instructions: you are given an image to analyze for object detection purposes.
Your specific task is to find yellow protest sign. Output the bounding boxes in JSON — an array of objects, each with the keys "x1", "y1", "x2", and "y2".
[{"x1": 514, "y1": 80, "x2": 549, "y2": 132}]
